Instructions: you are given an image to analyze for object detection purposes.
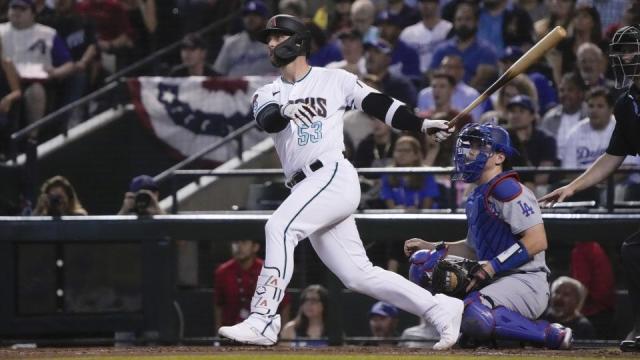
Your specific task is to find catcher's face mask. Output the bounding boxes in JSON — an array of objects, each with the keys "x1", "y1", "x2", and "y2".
[
  {"x1": 453, "y1": 129, "x2": 494, "y2": 183},
  {"x1": 609, "y1": 26, "x2": 640, "y2": 89}
]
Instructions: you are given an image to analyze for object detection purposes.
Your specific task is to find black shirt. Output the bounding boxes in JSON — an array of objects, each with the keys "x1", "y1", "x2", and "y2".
[
  {"x1": 49, "y1": 13, "x2": 97, "y2": 62},
  {"x1": 509, "y1": 128, "x2": 558, "y2": 183},
  {"x1": 607, "y1": 84, "x2": 640, "y2": 156}
]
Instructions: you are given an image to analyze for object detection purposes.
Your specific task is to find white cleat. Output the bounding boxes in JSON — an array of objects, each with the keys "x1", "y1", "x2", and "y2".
[
  {"x1": 218, "y1": 314, "x2": 281, "y2": 346},
  {"x1": 430, "y1": 294, "x2": 464, "y2": 350}
]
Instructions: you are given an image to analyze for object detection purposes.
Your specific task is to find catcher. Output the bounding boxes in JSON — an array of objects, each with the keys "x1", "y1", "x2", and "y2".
[{"x1": 404, "y1": 122, "x2": 573, "y2": 349}]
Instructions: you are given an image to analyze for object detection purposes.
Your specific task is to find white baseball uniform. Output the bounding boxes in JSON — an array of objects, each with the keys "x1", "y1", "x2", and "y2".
[{"x1": 248, "y1": 66, "x2": 447, "y2": 331}]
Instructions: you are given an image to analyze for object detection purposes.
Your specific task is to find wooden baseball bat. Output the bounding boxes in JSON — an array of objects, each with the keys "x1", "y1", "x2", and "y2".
[{"x1": 440, "y1": 26, "x2": 567, "y2": 131}]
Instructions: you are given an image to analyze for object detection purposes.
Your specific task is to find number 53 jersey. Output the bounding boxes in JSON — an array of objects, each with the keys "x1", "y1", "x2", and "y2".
[{"x1": 251, "y1": 67, "x2": 364, "y2": 179}]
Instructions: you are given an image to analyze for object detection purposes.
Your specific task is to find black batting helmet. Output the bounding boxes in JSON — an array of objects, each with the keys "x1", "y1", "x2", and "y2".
[
  {"x1": 257, "y1": 14, "x2": 311, "y2": 67},
  {"x1": 257, "y1": 14, "x2": 309, "y2": 44}
]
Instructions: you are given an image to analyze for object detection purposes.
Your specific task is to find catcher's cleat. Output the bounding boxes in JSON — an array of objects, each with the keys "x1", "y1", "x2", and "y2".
[
  {"x1": 429, "y1": 294, "x2": 464, "y2": 350},
  {"x1": 545, "y1": 323, "x2": 572, "y2": 350},
  {"x1": 218, "y1": 314, "x2": 280, "y2": 346},
  {"x1": 620, "y1": 336, "x2": 640, "y2": 352}
]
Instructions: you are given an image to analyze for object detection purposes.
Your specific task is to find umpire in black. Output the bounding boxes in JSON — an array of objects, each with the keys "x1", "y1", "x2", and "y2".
[{"x1": 539, "y1": 25, "x2": 640, "y2": 351}]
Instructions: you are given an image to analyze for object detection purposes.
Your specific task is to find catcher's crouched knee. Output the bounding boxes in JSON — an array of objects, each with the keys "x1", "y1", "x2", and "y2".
[{"x1": 461, "y1": 293, "x2": 494, "y2": 340}]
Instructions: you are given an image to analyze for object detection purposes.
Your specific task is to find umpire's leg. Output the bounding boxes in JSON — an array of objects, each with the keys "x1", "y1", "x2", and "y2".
[{"x1": 621, "y1": 229, "x2": 640, "y2": 340}]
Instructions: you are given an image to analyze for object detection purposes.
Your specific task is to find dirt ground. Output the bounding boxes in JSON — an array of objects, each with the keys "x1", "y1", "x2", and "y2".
[{"x1": 0, "y1": 345, "x2": 632, "y2": 359}]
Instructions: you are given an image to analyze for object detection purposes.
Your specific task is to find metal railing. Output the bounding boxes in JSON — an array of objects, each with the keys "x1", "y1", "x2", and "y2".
[{"x1": 166, "y1": 166, "x2": 640, "y2": 214}]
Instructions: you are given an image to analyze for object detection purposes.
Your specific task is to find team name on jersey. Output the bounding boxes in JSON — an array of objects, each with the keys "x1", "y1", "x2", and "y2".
[{"x1": 285, "y1": 97, "x2": 328, "y2": 117}]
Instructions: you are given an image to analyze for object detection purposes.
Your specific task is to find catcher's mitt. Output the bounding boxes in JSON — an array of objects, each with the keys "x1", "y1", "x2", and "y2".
[{"x1": 431, "y1": 258, "x2": 479, "y2": 299}]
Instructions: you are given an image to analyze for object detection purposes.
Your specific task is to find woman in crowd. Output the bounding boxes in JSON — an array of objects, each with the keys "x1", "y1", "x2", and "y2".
[
  {"x1": 33, "y1": 175, "x2": 87, "y2": 216},
  {"x1": 281, "y1": 284, "x2": 329, "y2": 347}
]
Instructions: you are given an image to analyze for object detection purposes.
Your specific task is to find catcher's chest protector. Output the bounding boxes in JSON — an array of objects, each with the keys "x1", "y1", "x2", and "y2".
[{"x1": 466, "y1": 171, "x2": 522, "y2": 261}]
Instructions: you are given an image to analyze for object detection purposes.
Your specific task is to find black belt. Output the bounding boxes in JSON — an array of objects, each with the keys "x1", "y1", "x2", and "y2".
[{"x1": 286, "y1": 160, "x2": 323, "y2": 188}]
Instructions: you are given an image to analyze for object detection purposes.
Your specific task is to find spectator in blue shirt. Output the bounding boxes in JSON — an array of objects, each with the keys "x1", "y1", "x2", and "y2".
[
  {"x1": 306, "y1": 20, "x2": 343, "y2": 67},
  {"x1": 376, "y1": 10, "x2": 421, "y2": 83},
  {"x1": 380, "y1": 135, "x2": 439, "y2": 209},
  {"x1": 429, "y1": 0, "x2": 498, "y2": 92}
]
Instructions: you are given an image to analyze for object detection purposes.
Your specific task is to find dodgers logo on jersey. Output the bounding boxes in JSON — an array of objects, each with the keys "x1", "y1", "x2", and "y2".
[{"x1": 517, "y1": 200, "x2": 535, "y2": 217}]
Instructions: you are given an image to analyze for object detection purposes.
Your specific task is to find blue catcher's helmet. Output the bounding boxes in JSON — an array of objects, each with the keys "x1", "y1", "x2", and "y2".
[{"x1": 453, "y1": 122, "x2": 518, "y2": 183}]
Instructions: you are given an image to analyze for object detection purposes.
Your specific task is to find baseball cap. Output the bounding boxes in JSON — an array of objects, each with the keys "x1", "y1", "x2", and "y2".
[
  {"x1": 376, "y1": 10, "x2": 403, "y2": 27},
  {"x1": 369, "y1": 301, "x2": 399, "y2": 318},
  {"x1": 181, "y1": 33, "x2": 205, "y2": 49},
  {"x1": 9, "y1": 0, "x2": 34, "y2": 9},
  {"x1": 243, "y1": 0, "x2": 269, "y2": 18},
  {"x1": 506, "y1": 94, "x2": 535, "y2": 113},
  {"x1": 500, "y1": 46, "x2": 524, "y2": 62},
  {"x1": 364, "y1": 39, "x2": 392, "y2": 55},
  {"x1": 129, "y1": 175, "x2": 159, "y2": 193}
]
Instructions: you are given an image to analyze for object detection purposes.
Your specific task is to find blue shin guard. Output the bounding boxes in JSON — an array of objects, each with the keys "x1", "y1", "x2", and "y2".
[{"x1": 461, "y1": 292, "x2": 572, "y2": 349}]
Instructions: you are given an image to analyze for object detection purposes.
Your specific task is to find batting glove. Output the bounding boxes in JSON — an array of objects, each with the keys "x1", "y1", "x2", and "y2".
[
  {"x1": 281, "y1": 103, "x2": 316, "y2": 127},
  {"x1": 421, "y1": 119, "x2": 453, "y2": 142}
]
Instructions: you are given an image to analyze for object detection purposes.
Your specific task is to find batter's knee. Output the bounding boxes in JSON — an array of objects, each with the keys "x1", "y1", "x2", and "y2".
[
  {"x1": 461, "y1": 292, "x2": 495, "y2": 340},
  {"x1": 265, "y1": 217, "x2": 286, "y2": 238}
]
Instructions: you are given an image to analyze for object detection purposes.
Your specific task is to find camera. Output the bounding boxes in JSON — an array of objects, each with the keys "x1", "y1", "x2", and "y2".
[
  {"x1": 48, "y1": 194, "x2": 63, "y2": 216},
  {"x1": 133, "y1": 191, "x2": 152, "y2": 216}
]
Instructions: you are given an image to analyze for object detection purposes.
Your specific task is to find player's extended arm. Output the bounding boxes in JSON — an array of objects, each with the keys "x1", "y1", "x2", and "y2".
[
  {"x1": 352, "y1": 80, "x2": 450, "y2": 137},
  {"x1": 539, "y1": 153, "x2": 625, "y2": 206}
]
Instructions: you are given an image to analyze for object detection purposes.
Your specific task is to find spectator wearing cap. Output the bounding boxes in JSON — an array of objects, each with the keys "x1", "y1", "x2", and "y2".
[
  {"x1": 500, "y1": 45, "x2": 557, "y2": 115},
  {"x1": 429, "y1": 1, "x2": 498, "y2": 92},
  {"x1": 376, "y1": 10, "x2": 421, "y2": 82},
  {"x1": 384, "y1": 0, "x2": 420, "y2": 29},
  {"x1": 399, "y1": 0, "x2": 452, "y2": 75},
  {"x1": 0, "y1": 0, "x2": 74, "y2": 139},
  {"x1": 327, "y1": 29, "x2": 366, "y2": 76},
  {"x1": 369, "y1": 301, "x2": 400, "y2": 342},
  {"x1": 117, "y1": 174, "x2": 164, "y2": 216},
  {"x1": 213, "y1": 0, "x2": 274, "y2": 77},
  {"x1": 506, "y1": 94, "x2": 557, "y2": 192},
  {"x1": 170, "y1": 33, "x2": 218, "y2": 77},
  {"x1": 350, "y1": 0, "x2": 379, "y2": 44},
  {"x1": 305, "y1": 20, "x2": 343, "y2": 67},
  {"x1": 364, "y1": 38, "x2": 417, "y2": 108},
  {"x1": 419, "y1": 55, "x2": 483, "y2": 121},
  {"x1": 477, "y1": 0, "x2": 534, "y2": 57}
]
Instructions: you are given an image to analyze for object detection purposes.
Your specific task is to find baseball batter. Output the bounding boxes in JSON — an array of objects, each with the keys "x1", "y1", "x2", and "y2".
[
  {"x1": 218, "y1": 14, "x2": 462, "y2": 349},
  {"x1": 405, "y1": 123, "x2": 573, "y2": 349}
]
